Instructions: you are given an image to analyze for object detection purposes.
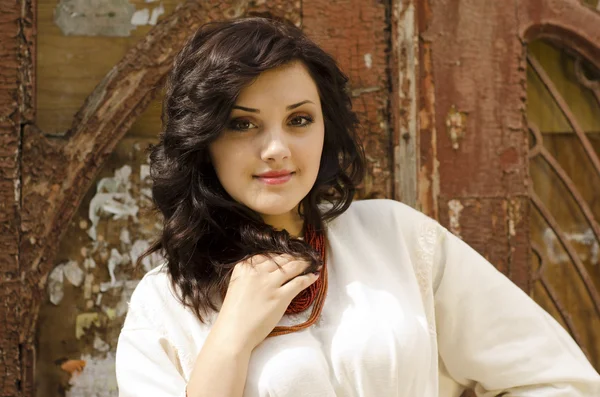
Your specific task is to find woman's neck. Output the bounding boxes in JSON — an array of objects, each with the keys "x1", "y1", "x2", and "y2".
[{"x1": 261, "y1": 209, "x2": 304, "y2": 237}]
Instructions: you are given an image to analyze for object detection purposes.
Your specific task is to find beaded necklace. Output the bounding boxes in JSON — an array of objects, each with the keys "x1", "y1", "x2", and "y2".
[{"x1": 269, "y1": 225, "x2": 328, "y2": 337}]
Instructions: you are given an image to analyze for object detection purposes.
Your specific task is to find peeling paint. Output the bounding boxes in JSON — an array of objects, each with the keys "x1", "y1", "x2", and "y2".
[
  {"x1": 60, "y1": 359, "x2": 86, "y2": 375},
  {"x1": 149, "y1": 3, "x2": 165, "y2": 25},
  {"x1": 103, "y1": 307, "x2": 117, "y2": 321},
  {"x1": 119, "y1": 228, "x2": 131, "y2": 246},
  {"x1": 63, "y1": 260, "x2": 85, "y2": 287},
  {"x1": 14, "y1": 177, "x2": 20, "y2": 207},
  {"x1": 129, "y1": 3, "x2": 165, "y2": 27},
  {"x1": 351, "y1": 86, "x2": 381, "y2": 97},
  {"x1": 107, "y1": 248, "x2": 125, "y2": 285},
  {"x1": 48, "y1": 265, "x2": 65, "y2": 305},
  {"x1": 448, "y1": 199, "x2": 464, "y2": 238},
  {"x1": 542, "y1": 228, "x2": 600, "y2": 265},
  {"x1": 83, "y1": 257, "x2": 97, "y2": 269},
  {"x1": 88, "y1": 165, "x2": 139, "y2": 241},
  {"x1": 83, "y1": 273, "x2": 94, "y2": 300},
  {"x1": 130, "y1": 239, "x2": 163, "y2": 272},
  {"x1": 54, "y1": 0, "x2": 136, "y2": 37},
  {"x1": 66, "y1": 353, "x2": 118, "y2": 397},
  {"x1": 364, "y1": 53, "x2": 372, "y2": 69},
  {"x1": 506, "y1": 199, "x2": 521, "y2": 237},
  {"x1": 140, "y1": 164, "x2": 150, "y2": 181},
  {"x1": 446, "y1": 105, "x2": 467, "y2": 150},
  {"x1": 130, "y1": 9, "x2": 150, "y2": 26},
  {"x1": 93, "y1": 335, "x2": 110, "y2": 352},
  {"x1": 75, "y1": 313, "x2": 101, "y2": 339}
]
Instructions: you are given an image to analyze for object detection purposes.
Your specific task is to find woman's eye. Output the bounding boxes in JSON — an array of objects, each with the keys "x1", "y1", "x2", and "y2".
[
  {"x1": 289, "y1": 115, "x2": 313, "y2": 127},
  {"x1": 229, "y1": 119, "x2": 257, "y2": 131}
]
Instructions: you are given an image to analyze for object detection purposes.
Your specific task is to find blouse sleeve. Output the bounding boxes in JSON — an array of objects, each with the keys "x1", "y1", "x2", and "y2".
[
  {"x1": 115, "y1": 274, "x2": 188, "y2": 397},
  {"x1": 433, "y1": 226, "x2": 600, "y2": 396},
  {"x1": 116, "y1": 328, "x2": 188, "y2": 397}
]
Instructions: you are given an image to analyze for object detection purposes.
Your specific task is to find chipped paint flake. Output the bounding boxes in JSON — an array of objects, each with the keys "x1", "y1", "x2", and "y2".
[
  {"x1": 448, "y1": 199, "x2": 464, "y2": 238},
  {"x1": 66, "y1": 353, "x2": 118, "y2": 397},
  {"x1": 446, "y1": 105, "x2": 467, "y2": 150},
  {"x1": 103, "y1": 307, "x2": 117, "y2": 320},
  {"x1": 54, "y1": 0, "x2": 136, "y2": 37},
  {"x1": 63, "y1": 260, "x2": 85, "y2": 287},
  {"x1": 48, "y1": 264, "x2": 65, "y2": 305},
  {"x1": 507, "y1": 199, "x2": 521, "y2": 237},
  {"x1": 130, "y1": 8, "x2": 150, "y2": 25},
  {"x1": 61, "y1": 359, "x2": 86, "y2": 375},
  {"x1": 84, "y1": 257, "x2": 97, "y2": 269},
  {"x1": 140, "y1": 164, "x2": 150, "y2": 181},
  {"x1": 129, "y1": 239, "x2": 163, "y2": 272},
  {"x1": 75, "y1": 313, "x2": 101, "y2": 339},
  {"x1": 84, "y1": 273, "x2": 94, "y2": 300},
  {"x1": 93, "y1": 334, "x2": 110, "y2": 352},
  {"x1": 541, "y1": 228, "x2": 600, "y2": 265},
  {"x1": 364, "y1": 53, "x2": 372, "y2": 69},
  {"x1": 149, "y1": 3, "x2": 165, "y2": 25},
  {"x1": 107, "y1": 248, "x2": 125, "y2": 285},
  {"x1": 88, "y1": 165, "x2": 139, "y2": 240},
  {"x1": 119, "y1": 228, "x2": 131, "y2": 246},
  {"x1": 96, "y1": 293, "x2": 103, "y2": 306}
]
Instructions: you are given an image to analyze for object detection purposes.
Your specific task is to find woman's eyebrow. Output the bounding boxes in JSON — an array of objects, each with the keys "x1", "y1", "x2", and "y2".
[{"x1": 231, "y1": 100, "x2": 315, "y2": 113}]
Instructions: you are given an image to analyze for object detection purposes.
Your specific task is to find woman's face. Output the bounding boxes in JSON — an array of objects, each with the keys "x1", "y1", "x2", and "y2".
[{"x1": 208, "y1": 61, "x2": 325, "y2": 221}]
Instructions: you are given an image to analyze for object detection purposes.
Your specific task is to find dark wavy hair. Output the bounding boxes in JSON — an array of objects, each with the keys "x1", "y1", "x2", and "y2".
[{"x1": 139, "y1": 16, "x2": 365, "y2": 321}]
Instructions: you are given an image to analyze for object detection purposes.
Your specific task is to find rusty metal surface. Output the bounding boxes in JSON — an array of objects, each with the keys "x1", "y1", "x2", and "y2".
[
  {"x1": 420, "y1": 0, "x2": 531, "y2": 295},
  {"x1": 303, "y1": 0, "x2": 391, "y2": 199},
  {"x1": 419, "y1": 0, "x2": 599, "y2": 293}
]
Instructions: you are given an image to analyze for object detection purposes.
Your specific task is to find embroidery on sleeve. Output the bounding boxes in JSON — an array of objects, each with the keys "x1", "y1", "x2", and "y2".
[{"x1": 415, "y1": 220, "x2": 440, "y2": 337}]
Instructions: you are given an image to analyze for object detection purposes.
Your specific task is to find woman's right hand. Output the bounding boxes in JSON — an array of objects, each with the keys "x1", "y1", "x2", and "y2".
[{"x1": 212, "y1": 254, "x2": 321, "y2": 354}]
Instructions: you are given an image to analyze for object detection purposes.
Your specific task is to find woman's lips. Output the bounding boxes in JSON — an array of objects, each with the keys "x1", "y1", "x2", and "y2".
[{"x1": 254, "y1": 172, "x2": 294, "y2": 185}]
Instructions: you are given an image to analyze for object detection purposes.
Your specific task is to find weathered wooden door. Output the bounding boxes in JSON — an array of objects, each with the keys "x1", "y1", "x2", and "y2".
[
  {"x1": 1, "y1": 0, "x2": 599, "y2": 396},
  {"x1": 420, "y1": 0, "x2": 600, "y2": 380}
]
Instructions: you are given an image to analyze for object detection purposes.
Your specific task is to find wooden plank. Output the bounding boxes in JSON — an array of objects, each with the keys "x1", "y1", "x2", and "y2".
[
  {"x1": 303, "y1": 0, "x2": 392, "y2": 199},
  {"x1": 391, "y1": 0, "x2": 419, "y2": 208},
  {"x1": 36, "y1": 0, "x2": 185, "y2": 135},
  {"x1": 0, "y1": 282, "x2": 21, "y2": 397}
]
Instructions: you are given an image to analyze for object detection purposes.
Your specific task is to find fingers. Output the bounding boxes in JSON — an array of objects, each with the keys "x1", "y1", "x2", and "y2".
[
  {"x1": 237, "y1": 254, "x2": 314, "y2": 286},
  {"x1": 270, "y1": 259, "x2": 315, "y2": 286},
  {"x1": 279, "y1": 272, "x2": 320, "y2": 299},
  {"x1": 245, "y1": 253, "x2": 295, "y2": 273}
]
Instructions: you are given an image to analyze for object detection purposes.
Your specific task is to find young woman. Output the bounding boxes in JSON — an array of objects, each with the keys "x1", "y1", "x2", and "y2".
[{"x1": 115, "y1": 17, "x2": 600, "y2": 397}]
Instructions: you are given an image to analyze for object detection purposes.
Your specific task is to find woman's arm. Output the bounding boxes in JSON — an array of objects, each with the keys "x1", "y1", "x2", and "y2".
[
  {"x1": 433, "y1": 226, "x2": 600, "y2": 396},
  {"x1": 117, "y1": 254, "x2": 319, "y2": 397},
  {"x1": 185, "y1": 318, "x2": 252, "y2": 397}
]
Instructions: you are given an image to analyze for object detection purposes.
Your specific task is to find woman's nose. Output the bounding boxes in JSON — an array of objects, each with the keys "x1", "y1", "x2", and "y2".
[{"x1": 260, "y1": 129, "x2": 291, "y2": 162}]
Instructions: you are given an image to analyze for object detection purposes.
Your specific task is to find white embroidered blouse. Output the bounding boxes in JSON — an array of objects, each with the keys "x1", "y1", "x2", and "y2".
[{"x1": 115, "y1": 199, "x2": 600, "y2": 396}]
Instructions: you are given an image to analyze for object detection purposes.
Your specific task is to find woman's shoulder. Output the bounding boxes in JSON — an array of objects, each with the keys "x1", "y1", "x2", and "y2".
[
  {"x1": 121, "y1": 264, "x2": 182, "y2": 332},
  {"x1": 330, "y1": 198, "x2": 439, "y2": 235},
  {"x1": 346, "y1": 198, "x2": 427, "y2": 218}
]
